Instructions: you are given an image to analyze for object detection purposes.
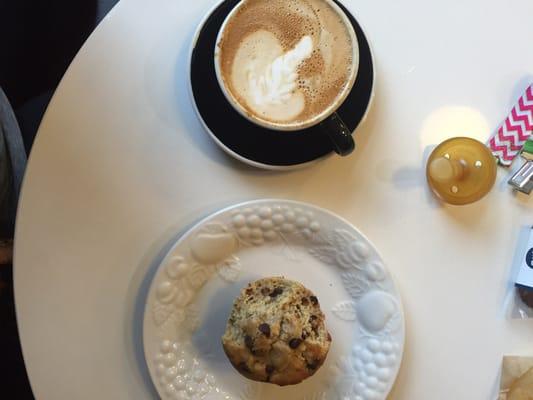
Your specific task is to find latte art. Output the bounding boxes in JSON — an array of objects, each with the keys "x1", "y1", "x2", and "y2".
[
  {"x1": 249, "y1": 35, "x2": 313, "y2": 107},
  {"x1": 216, "y1": 0, "x2": 358, "y2": 129}
]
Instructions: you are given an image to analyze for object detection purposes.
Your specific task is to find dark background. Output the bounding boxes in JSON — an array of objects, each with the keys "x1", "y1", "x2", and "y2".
[{"x1": 0, "y1": 1, "x2": 118, "y2": 398}]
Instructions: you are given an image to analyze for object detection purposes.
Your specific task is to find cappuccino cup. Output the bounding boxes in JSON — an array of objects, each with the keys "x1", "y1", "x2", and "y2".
[{"x1": 214, "y1": 0, "x2": 359, "y2": 156}]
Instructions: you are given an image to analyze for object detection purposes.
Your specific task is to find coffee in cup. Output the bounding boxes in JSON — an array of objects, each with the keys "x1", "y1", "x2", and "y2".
[{"x1": 214, "y1": 0, "x2": 359, "y2": 135}]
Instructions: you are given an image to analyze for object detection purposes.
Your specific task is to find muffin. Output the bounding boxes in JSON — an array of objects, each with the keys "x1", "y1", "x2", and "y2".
[{"x1": 221, "y1": 277, "x2": 332, "y2": 386}]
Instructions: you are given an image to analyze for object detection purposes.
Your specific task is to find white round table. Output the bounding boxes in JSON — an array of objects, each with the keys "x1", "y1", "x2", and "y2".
[{"x1": 14, "y1": 0, "x2": 533, "y2": 399}]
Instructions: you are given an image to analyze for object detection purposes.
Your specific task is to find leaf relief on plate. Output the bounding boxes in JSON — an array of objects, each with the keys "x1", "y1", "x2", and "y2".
[
  {"x1": 331, "y1": 300, "x2": 357, "y2": 321},
  {"x1": 308, "y1": 229, "x2": 369, "y2": 270},
  {"x1": 217, "y1": 255, "x2": 242, "y2": 283}
]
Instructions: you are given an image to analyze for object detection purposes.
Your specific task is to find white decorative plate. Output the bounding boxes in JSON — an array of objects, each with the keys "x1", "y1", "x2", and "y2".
[{"x1": 143, "y1": 200, "x2": 404, "y2": 400}]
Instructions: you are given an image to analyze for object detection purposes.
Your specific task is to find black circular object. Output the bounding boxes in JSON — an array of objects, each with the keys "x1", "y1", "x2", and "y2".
[
  {"x1": 526, "y1": 248, "x2": 533, "y2": 268},
  {"x1": 190, "y1": 0, "x2": 374, "y2": 167}
]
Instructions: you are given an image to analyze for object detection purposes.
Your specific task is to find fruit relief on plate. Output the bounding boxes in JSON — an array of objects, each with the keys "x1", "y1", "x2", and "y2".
[{"x1": 499, "y1": 356, "x2": 533, "y2": 399}]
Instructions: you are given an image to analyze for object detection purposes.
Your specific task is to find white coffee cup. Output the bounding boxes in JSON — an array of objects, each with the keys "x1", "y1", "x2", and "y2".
[{"x1": 213, "y1": 0, "x2": 360, "y2": 155}]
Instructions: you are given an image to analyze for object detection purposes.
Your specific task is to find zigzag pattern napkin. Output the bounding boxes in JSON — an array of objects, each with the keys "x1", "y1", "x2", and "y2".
[{"x1": 489, "y1": 84, "x2": 533, "y2": 166}]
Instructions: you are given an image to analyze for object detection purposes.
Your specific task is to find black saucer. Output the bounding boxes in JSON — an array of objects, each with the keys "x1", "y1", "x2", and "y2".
[{"x1": 190, "y1": 0, "x2": 374, "y2": 168}]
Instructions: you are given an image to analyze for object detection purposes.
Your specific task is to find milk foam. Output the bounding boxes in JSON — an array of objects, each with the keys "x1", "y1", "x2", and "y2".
[
  {"x1": 232, "y1": 33, "x2": 313, "y2": 121},
  {"x1": 218, "y1": 0, "x2": 356, "y2": 128}
]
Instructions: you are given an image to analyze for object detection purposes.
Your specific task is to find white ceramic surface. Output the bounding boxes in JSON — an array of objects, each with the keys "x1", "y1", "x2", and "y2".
[
  {"x1": 13, "y1": 0, "x2": 533, "y2": 399},
  {"x1": 143, "y1": 200, "x2": 404, "y2": 400}
]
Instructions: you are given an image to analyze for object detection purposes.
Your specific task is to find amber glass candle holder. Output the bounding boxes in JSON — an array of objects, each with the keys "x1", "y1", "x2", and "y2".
[{"x1": 427, "y1": 137, "x2": 497, "y2": 205}]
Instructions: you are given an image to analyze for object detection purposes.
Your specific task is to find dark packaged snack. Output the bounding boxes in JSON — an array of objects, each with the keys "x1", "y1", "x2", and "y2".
[
  {"x1": 506, "y1": 227, "x2": 533, "y2": 319},
  {"x1": 517, "y1": 286, "x2": 533, "y2": 309}
]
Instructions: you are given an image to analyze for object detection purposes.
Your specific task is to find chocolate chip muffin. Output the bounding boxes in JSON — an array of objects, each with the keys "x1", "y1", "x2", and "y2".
[{"x1": 221, "y1": 277, "x2": 332, "y2": 386}]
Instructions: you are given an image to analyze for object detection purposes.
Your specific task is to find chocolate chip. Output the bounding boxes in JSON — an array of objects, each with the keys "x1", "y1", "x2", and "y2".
[
  {"x1": 310, "y1": 296, "x2": 318, "y2": 305},
  {"x1": 265, "y1": 365, "x2": 275, "y2": 374},
  {"x1": 289, "y1": 338, "x2": 302, "y2": 349},
  {"x1": 301, "y1": 297, "x2": 309, "y2": 306},
  {"x1": 307, "y1": 360, "x2": 320, "y2": 370},
  {"x1": 327, "y1": 332, "x2": 332, "y2": 341},
  {"x1": 245, "y1": 288, "x2": 253, "y2": 295},
  {"x1": 244, "y1": 335, "x2": 254, "y2": 351},
  {"x1": 301, "y1": 330, "x2": 308, "y2": 340},
  {"x1": 309, "y1": 315, "x2": 318, "y2": 322},
  {"x1": 238, "y1": 362, "x2": 250, "y2": 372},
  {"x1": 258, "y1": 323, "x2": 271, "y2": 337},
  {"x1": 269, "y1": 287, "x2": 283, "y2": 297}
]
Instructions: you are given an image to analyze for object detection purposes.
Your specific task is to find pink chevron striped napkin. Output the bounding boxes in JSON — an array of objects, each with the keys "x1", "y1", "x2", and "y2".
[{"x1": 489, "y1": 84, "x2": 533, "y2": 166}]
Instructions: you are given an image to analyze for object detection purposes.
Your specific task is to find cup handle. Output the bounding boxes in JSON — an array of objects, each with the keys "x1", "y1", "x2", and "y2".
[{"x1": 318, "y1": 112, "x2": 355, "y2": 156}]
